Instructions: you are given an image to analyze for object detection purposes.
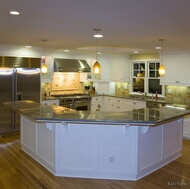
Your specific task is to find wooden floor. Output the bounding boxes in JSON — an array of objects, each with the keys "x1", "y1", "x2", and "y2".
[{"x1": 0, "y1": 134, "x2": 190, "y2": 189}]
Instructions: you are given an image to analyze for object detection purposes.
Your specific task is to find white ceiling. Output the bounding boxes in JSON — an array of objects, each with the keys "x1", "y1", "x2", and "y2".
[{"x1": 1, "y1": 0, "x2": 190, "y2": 54}]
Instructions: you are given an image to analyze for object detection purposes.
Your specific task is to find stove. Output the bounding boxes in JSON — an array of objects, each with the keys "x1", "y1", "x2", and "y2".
[{"x1": 51, "y1": 93, "x2": 92, "y2": 111}]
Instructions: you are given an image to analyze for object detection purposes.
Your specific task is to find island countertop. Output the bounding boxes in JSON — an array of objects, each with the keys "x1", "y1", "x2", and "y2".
[{"x1": 4, "y1": 100, "x2": 190, "y2": 126}]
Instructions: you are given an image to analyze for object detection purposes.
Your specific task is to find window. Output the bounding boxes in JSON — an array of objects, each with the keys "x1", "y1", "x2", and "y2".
[
  {"x1": 131, "y1": 61, "x2": 164, "y2": 96},
  {"x1": 132, "y1": 62, "x2": 145, "y2": 93}
]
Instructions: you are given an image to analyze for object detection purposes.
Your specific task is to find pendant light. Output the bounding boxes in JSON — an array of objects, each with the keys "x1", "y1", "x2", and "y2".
[
  {"x1": 93, "y1": 29, "x2": 102, "y2": 74},
  {"x1": 41, "y1": 39, "x2": 48, "y2": 74},
  {"x1": 158, "y1": 39, "x2": 165, "y2": 76}
]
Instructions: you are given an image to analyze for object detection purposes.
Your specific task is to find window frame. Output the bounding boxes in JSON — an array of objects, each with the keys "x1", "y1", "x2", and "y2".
[{"x1": 130, "y1": 60, "x2": 165, "y2": 97}]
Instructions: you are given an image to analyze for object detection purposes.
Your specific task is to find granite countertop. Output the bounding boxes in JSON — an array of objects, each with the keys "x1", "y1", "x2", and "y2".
[{"x1": 4, "y1": 100, "x2": 190, "y2": 126}]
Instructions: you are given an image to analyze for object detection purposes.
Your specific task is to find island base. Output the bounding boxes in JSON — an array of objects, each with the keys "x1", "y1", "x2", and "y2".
[{"x1": 21, "y1": 115, "x2": 183, "y2": 181}]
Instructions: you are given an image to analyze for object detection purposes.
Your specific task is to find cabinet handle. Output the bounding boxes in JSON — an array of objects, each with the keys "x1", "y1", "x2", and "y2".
[{"x1": 133, "y1": 102, "x2": 136, "y2": 105}]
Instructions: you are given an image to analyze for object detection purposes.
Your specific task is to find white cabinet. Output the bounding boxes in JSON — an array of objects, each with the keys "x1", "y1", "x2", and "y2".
[
  {"x1": 41, "y1": 99, "x2": 59, "y2": 105},
  {"x1": 104, "y1": 96, "x2": 114, "y2": 111},
  {"x1": 110, "y1": 55, "x2": 130, "y2": 82},
  {"x1": 91, "y1": 96, "x2": 103, "y2": 111},
  {"x1": 104, "y1": 96, "x2": 146, "y2": 112},
  {"x1": 160, "y1": 54, "x2": 190, "y2": 86},
  {"x1": 41, "y1": 56, "x2": 53, "y2": 83}
]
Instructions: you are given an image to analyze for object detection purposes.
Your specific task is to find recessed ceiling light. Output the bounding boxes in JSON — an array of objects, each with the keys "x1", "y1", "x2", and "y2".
[
  {"x1": 25, "y1": 46, "x2": 32, "y2": 48},
  {"x1": 64, "y1": 49, "x2": 70, "y2": 52},
  {"x1": 10, "y1": 11, "x2": 20, "y2": 15},
  {"x1": 133, "y1": 50, "x2": 139, "y2": 53},
  {"x1": 155, "y1": 46, "x2": 161, "y2": 50},
  {"x1": 97, "y1": 51, "x2": 102, "y2": 54},
  {"x1": 94, "y1": 34, "x2": 103, "y2": 38}
]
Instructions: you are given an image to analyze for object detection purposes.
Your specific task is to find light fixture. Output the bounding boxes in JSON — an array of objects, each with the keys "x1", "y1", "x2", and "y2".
[
  {"x1": 10, "y1": 11, "x2": 20, "y2": 15},
  {"x1": 158, "y1": 39, "x2": 165, "y2": 76},
  {"x1": 93, "y1": 29, "x2": 101, "y2": 75},
  {"x1": 41, "y1": 39, "x2": 48, "y2": 74},
  {"x1": 93, "y1": 29, "x2": 103, "y2": 38}
]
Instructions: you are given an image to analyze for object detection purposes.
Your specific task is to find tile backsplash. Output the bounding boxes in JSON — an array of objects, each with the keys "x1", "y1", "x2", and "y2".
[
  {"x1": 41, "y1": 73, "x2": 93, "y2": 97},
  {"x1": 165, "y1": 86, "x2": 190, "y2": 102}
]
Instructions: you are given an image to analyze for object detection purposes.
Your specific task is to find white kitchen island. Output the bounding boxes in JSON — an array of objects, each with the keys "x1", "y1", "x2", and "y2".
[{"x1": 5, "y1": 101, "x2": 189, "y2": 181}]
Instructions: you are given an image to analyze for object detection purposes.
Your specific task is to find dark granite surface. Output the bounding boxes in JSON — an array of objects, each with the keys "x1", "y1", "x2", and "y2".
[{"x1": 4, "y1": 100, "x2": 190, "y2": 126}]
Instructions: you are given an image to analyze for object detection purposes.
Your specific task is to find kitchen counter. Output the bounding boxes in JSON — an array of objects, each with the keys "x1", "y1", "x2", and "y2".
[
  {"x1": 4, "y1": 100, "x2": 190, "y2": 181},
  {"x1": 4, "y1": 100, "x2": 190, "y2": 126}
]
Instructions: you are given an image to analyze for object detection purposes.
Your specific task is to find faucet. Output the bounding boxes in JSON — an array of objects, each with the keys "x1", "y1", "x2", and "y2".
[{"x1": 138, "y1": 91, "x2": 147, "y2": 100}]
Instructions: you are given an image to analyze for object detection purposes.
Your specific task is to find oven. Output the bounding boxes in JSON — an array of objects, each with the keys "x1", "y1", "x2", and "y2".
[{"x1": 53, "y1": 94, "x2": 91, "y2": 111}]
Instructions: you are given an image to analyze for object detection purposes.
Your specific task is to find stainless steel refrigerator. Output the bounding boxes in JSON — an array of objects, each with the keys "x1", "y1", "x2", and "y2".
[{"x1": 0, "y1": 68, "x2": 40, "y2": 134}]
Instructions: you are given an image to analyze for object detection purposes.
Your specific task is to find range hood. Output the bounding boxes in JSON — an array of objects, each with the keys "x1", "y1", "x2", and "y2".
[{"x1": 54, "y1": 58, "x2": 91, "y2": 72}]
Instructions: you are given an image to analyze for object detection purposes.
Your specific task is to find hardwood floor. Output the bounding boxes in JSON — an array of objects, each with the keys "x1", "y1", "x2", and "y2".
[{"x1": 0, "y1": 134, "x2": 189, "y2": 189}]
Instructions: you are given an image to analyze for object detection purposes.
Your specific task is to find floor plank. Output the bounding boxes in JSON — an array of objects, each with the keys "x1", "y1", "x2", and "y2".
[{"x1": 0, "y1": 134, "x2": 189, "y2": 189}]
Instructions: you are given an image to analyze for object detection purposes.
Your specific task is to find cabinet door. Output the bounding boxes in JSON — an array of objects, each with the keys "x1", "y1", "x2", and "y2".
[
  {"x1": 91, "y1": 96, "x2": 103, "y2": 111},
  {"x1": 110, "y1": 56, "x2": 129, "y2": 82},
  {"x1": 160, "y1": 55, "x2": 178, "y2": 85},
  {"x1": 178, "y1": 54, "x2": 190, "y2": 85}
]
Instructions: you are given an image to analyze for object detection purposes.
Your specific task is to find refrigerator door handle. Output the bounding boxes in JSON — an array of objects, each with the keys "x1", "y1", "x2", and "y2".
[{"x1": 12, "y1": 68, "x2": 17, "y2": 101}]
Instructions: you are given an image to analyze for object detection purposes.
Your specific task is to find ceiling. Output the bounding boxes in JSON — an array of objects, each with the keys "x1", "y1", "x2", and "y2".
[{"x1": 1, "y1": 0, "x2": 190, "y2": 54}]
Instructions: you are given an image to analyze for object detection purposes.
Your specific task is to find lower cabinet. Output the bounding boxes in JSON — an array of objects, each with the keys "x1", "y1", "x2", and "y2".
[
  {"x1": 91, "y1": 96, "x2": 103, "y2": 111},
  {"x1": 103, "y1": 96, "x2": 146, "y2": 112}
]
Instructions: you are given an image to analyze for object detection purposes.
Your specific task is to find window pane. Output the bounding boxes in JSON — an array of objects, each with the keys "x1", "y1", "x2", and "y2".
[
  {"x1": 148, "y1": 79, "x2": 162, "y2": 94},
  {"x1": 156, "y1": 63, "x2": 160, "y2": 69},
  {"x1": 133, "y1": 77, "x2": 144, "y2": 92},
  {"x1": 149, "y1": 63, "x2": 155, "y2": 70},
  {"x1": 140, "y1": 63, "x2": 145, "y2": 71},
  {"x1": 134, "y1": 64, "x2": 139, "y2": 69},
  {"x1": 149, "y1": 71, "x2": 155, "y2": 77}
]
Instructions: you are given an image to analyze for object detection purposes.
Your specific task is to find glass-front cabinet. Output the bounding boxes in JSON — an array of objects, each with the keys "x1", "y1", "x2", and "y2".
[{"x1": 131, "y1": 61, "x2": 164, "y2": 96}]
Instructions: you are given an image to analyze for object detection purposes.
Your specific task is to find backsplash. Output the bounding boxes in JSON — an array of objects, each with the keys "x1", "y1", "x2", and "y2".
[
  {"x1": 115, "y1": 82, "x2": 130, "y2": 97},
  {"x1": 115, "y1": 82, "x2": 190, "y2": 102},
  {"x1": 165, "y1": 86, "x2": 190, "y2": 102},
  {"x1": 41, "y1": 73, "x2": 93, "y2": 97}
]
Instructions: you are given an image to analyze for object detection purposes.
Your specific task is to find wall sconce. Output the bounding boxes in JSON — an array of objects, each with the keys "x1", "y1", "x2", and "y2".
[
  {"x1": 158, "y1": 39, "x2": 165, "y2": 76},
  {"x1": 41, "y1": 39, "x2": 48, "y2": 74}
]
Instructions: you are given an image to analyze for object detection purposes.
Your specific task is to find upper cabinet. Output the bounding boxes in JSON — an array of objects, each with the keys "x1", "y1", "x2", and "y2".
[
  {"x1": 41, "y1": 56, "x2": 53, "y2": 83},
  {"x1": 160, "y1": 54, "x2": 190, "y2": 86},
  {"x1": 109, "y1": 55, "x2": 130, "y2": 82},
  {"x1": 80, "y1": 58, "x2": 109, "y2": 82}
]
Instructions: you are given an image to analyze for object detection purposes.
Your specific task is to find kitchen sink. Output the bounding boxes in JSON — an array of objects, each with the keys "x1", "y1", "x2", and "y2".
[{"x1": 146, "y1": 100, "x2": 166, "y2": 108}]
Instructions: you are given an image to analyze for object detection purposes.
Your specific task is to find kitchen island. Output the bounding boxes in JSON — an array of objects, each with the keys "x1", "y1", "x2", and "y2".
[{"x1": 4, "y1": 101, "x2": 190, "y2": 181}]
